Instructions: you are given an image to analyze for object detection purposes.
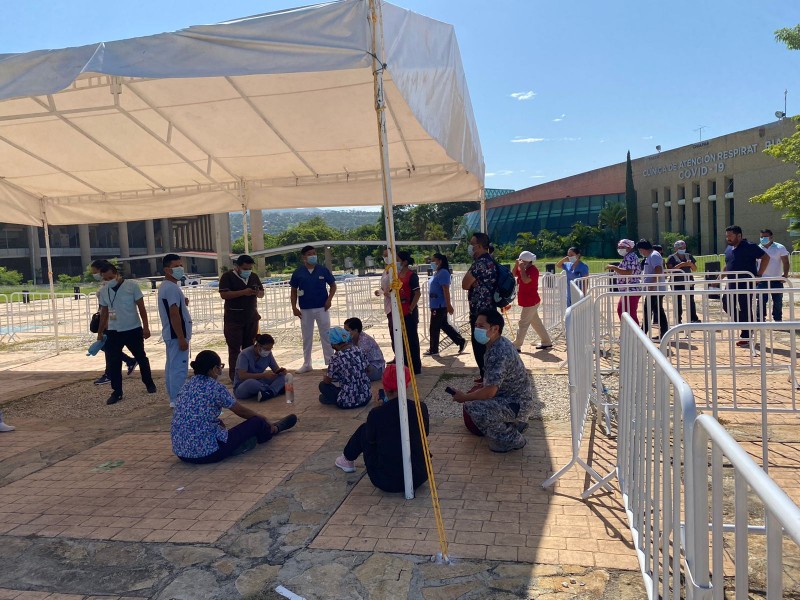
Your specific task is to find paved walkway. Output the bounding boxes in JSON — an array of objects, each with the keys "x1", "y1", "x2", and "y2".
[{"x1": 0, "y1": 330, "x2": 645, "y2": 599}]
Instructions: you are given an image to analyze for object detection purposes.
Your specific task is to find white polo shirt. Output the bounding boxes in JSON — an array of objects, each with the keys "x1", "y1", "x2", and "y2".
[{"x1": 759, "y1": 242, "x2": 789, "y2": 279}]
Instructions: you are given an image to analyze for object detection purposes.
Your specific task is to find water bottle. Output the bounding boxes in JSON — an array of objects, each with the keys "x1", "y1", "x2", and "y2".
[{"x1": 285, "y1": 373, "x2": 294, "y2": 404}]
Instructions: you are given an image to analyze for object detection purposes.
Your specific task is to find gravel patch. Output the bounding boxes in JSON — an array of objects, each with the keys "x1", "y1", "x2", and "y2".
[
  {"x1": 4, "y1": 377, "x2": 170, "y2": 421},
  {"x1": 424, "y1": 373, "x2": 570, "y2": 421}
]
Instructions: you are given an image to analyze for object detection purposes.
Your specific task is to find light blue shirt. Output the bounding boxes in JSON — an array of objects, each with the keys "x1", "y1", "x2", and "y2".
[
  {"x1": 98, "y1": 278, "x2": 144, "y2": 332},
  {"x1": 157, "y1": 280, "x2": 192, "y2": 341}
]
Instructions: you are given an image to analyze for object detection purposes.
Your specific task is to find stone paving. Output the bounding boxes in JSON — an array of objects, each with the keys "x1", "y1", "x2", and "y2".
[{"x1": 0, "y1": 329, "x2": 644, "y2": 599}]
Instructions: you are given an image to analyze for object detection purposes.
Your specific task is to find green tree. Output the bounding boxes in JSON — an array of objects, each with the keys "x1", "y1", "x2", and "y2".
[
  {"x1": 660, "y1": 232, "x2": 698, "y2": 253},
  {"x1": 750, "y1": 26, "x2": 800, "y2": 246},
  {"x1": 598, "y1": 202, "x2": 627, "y2": 241},
  {"x1": 625, "y1": 151, "x2": 638, "y2": 241},
  {"x1": 0, "y1": 266, "x2": 23, "y2": 286},
  {"x1": 566, "y1": 221, "x2": 603, "y2": 252}
]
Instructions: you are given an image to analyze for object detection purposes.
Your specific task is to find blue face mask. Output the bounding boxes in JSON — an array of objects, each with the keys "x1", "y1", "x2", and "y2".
[
  {"x1": 760, "y1": 237, "x2": 770, "y2": 245},
  {"x1": 171, "y1": 266, "x2": 185, "y2": 280},
  {"x1": 93, "y1": 273, "x2": 102, "y2": 281},
  {"x1": 307, "y1": 255, "x2": 318, "y2": 265},
  {"x1": 430, "y1": 262, "x2": 438, "y2": 271},
  {"x1": 239, "y1": 269, "x2": 252, "y2": 280},
  {"x1": 473, "y1": 327, "x2": 490, "y2": 345}
]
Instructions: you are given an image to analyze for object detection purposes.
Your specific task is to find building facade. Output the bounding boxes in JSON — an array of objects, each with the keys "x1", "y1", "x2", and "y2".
[
  {"x1": 0, "y1": 214, "x2": 229, "y2": 283},
  {"x1": 468, "y1": 119, "x2": 798, "y2": 256}
]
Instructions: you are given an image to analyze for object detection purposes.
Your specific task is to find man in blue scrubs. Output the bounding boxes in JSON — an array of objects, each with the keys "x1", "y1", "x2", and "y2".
[
  {"x1": 290, "y1": 245, "x2": 337, "y2": 373},
  {"x1": 158, "y1": 254, "x2": 192, "y2": 408}
]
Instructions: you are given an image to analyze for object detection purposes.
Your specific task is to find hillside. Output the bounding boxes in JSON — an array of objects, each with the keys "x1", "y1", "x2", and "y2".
[{"x1": 229, "y1": 209, "x2": 380, "y2": 241}]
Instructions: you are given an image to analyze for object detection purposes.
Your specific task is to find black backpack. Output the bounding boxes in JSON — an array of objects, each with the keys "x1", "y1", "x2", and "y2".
[{"x1": 492, "y1": 258, "x2": 517, "y2": 308}]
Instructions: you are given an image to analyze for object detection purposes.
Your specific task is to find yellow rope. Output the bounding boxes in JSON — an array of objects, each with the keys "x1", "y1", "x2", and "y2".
[{"x1": 390, "y1": 269, "x2": 449, "y2": 561}]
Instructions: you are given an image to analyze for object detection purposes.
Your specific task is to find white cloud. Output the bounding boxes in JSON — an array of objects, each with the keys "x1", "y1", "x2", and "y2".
[
  {"x1": 642, "y1": 135, "x2": 654, "y2": 140},
  {"x1": 486, "y1": 169, "x2": 514, "y2": 177},
  {"x1": 510, "y1": 91, "x2": 536, "y2": 101},
  {"x1": 556, "y1": 137, "x2": 582, "y2": 142},
  {"x1": 529, "y1": 175, "x2": 546, "y2": 179},
  {"x1": 511, "y1": 137, "x2": 545, "y2": 143},
  {"x1": 552, "y1": 114, "x2": 566, "y2": 122}
]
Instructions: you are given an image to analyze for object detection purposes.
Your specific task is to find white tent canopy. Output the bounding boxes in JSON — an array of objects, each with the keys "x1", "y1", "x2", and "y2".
[{"x1": 0, "y1": 0, "x2": 484, "y2": 226}]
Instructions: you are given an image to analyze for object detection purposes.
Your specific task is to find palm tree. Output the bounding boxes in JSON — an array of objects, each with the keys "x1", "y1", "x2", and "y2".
[{"x1": 598, "y1": 202, "x2": 627, "y2": 241}]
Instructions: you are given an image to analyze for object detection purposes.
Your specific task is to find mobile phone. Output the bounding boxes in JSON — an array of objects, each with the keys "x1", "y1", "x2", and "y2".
[{"x1": 445, "y1": 386, "x2": 456, "y2": 396}]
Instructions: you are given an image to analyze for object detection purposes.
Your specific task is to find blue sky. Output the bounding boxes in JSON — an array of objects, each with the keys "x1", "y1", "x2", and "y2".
[{"x1": 3, "y1": 0, "x2": 799, "y2": 194}]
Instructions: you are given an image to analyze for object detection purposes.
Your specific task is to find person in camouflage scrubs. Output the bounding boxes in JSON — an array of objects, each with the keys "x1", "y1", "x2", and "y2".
[{"x1": 452, "y1": 309, "x2": 531, "y2": 452}]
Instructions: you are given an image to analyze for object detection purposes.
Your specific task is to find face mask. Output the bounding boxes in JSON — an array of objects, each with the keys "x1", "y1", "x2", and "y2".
[
  {"x1": 568, "y1": 256, "x2": 577, "y2": 263},
  {"x1": 93, "y1": 273, "x2": 102, "y2": 281},
  {"x1": 760, "y1": 237, "x2": 770, "y2": 245},
  {"x1": 397, "y1": 262, "x2": 403, "y2": 271},
  {"x1": 239, "y1": 270, "x2": 252, "y2": 280},
  {"x1": 307, "y1": 255, "x2": 318, "y2": 265},
  {"x1": 473, "y1": 327, "x2": 490, "y2": 345},
  {"x1": 259, "y1": 350, "x2": 272, "y2": 358},
  {"x1": 467, "y1": 245, "x2": 475, "y2": 257},
  {"x1": 677, "y1": 249, "x2": 686, "y2": 255},
  {"x1": 171, "y1": 266, "x2": 185, "y2": 280},
  {"x1": 430, "y1": 262, "x2": 438, "y2": 271},
  {"x1": 617, "y1": 248, "x2": 628, "y2": 257}
]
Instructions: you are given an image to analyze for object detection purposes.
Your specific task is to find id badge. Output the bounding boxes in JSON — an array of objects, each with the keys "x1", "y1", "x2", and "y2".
[{"x1": 109, "y1": 309, "x2": 117, "y2": 321}]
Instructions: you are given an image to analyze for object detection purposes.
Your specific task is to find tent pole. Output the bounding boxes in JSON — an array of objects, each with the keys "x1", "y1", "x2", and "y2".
[
  {"x1": 369, "y1": 0, "x2": 414, "y2": 500},
  {"x1": 239, "y1": 179, "x2": 250, "y2": 254},
  {"x1": 41, "y1": 201, "x2": 60, "y2": 354},
  {"x1": 480, "y1": 187, "x2": 487, "y2": 233}
]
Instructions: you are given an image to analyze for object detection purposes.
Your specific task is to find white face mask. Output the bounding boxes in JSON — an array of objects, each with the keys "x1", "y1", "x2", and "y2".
[
  {"x1": 259, "y1": 349, "x2": 272, "y2": 358},
  {"x1": 617, "y1": 248, "x2": 628, "y2": 257},
  {"x1": 568, "y1": 256, "x2": 577, "y2": 263}
]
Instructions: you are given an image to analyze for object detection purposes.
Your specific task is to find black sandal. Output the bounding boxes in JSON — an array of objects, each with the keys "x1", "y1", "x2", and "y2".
[{"x1": 275, "y1": 414, "x2": 298, "y2": 433}]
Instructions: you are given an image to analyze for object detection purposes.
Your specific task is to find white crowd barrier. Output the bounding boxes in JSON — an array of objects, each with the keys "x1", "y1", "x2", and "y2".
[{"x1": 0, "y1": 291, "x2": 93, "y2": 341}]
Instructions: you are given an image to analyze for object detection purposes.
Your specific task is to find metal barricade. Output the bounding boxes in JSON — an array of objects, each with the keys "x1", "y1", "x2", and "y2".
[
  {"x1": 541, "y1": 289, "x2": 614, "y2": 495},
  {"x1": 5, "y1": 291, "x2": 92, "y2": 338}
]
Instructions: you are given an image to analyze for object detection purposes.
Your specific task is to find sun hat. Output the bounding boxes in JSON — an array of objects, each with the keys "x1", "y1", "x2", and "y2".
[
  {"x1": 518, "y1": 250, "x2": 537, "y2": 262},
  {"x1": 328, "y1": 326, "x2": 351, "y2": 345}
]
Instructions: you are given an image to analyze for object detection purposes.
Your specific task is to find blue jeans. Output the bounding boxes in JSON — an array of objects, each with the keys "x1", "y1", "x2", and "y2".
[
  {"x1": 165, "y1": 338, "x2": 190, "y2": 402},
  {"x1": 366, "y1": 363, "x2": 384, "y2": 382},
  {"x1": 756, "y1": 280, "x2": 784, "y2": 322},
  {"x1": 234, "y1": 374, "x2": 286, "y2": 400}
]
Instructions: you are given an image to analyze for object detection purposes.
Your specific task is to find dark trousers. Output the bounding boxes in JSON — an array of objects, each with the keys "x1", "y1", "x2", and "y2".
[
  {"x1": 470, "y1": 314, "x2": 487, "y2": 379},
  {"x1": 318, "y1": 382, "x2": 370, "y2": 409},
  {"x1": 101, "y1": 346, "x2": 134, "y2": 376},
  {"x1": 224, "y1": 320, "x2": 259, "y2": 381},
  {"x1": 674, "y1": 284, "x2": 699, "y2": 323},
  {"x1": 178, "y1": 416, "x2": 272, "y2": 464},
  {"x1": 343, "y1": 423, "x2": 425, "y2": 493},
  {"x1": 756, "y1": 280, "x2": 784, "y2": 322},
  {"x1": 403, "y1": 309, "x2": 422, "y2": 375},
  {"x1": 429, "y1": 308, "x2": 465, "y2": 353},
  {"x1": 722, "y1": 286, "x2": 754, "y2": 339},
  {"x1": 642, "y1": 295, "x2": 668, "y2": 336},
  {"x1": 387, "y1": 313, "x2": 395, "y2": 353},
  {"x1": 105, "y1": 327, "x2": 154, "y2": 397}
]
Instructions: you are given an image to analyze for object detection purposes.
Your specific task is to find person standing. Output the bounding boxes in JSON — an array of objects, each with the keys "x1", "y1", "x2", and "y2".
[
  {"x1": 219, "y1": 255, "x2": 264, "y2": 382},
  {"x1": 158, "y1": 254, "x2": 193, "y2": 408},
  {"x1": 96, "y1": 263, "x2": 157, "y2": 405},
  {"x1": 375, "y1": 248, "x2": 395, "y2": 357},
  {"x1": 461, "y1": 232, "x2": 498, "y2": 385},
  {"x1": 395, "y1": 251, "x2": 422, "y2": 375},
  {"x1": 665, "y1": 240, "x2": 700, "y2": 324},
  {"x1": 606, "y1": 239, "x2": 642, "y2": 325},
  {"x1": 290, "y1": 245, "x2": 337, "y2": 373},
  {"x1": 723, "y1": 225, "x2": 770, "y2": 346},
  {"x1": 637, "y1": 240, "x2": 669, "y2": 339},
  {"x1": 425, "y1": 253, "x2": 466, "y2": 356},
  {"x1": 757, "y1": 228, "x2": 790, "y2": 322},
  {"x1": 556, "y1": 247, "x2": 590, "y2": 307},
  {"x1": 90, "y1": 259, "x2": 137, "y2": 385},
  {"x1": 512, "y1": 250, "x2": 552, "y2": 351}
]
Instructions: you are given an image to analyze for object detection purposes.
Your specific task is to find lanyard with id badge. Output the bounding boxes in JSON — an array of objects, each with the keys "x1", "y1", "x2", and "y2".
[{"x1": 107, "y1": 278, "x2": 125, "y2": 321}]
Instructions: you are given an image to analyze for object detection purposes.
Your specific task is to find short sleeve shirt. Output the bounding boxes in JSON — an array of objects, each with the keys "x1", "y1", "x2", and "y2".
[
  {"x1": 666, "y1": 252, "x2": 696, "y2": 283},
  {"x1": 326, "y1": 345, "x2": 371, "y2": 408},
  {"x1": 759, "y1": 242, "x2": 789, "y2": 278},
  {"x1": 171, "y1": 375, "x2": 236, "y2": 459},
  {"x1": 617, "y1": 251, "x2": 642, "y2": 292},
  {"x1": 233, "y1": 345, "x2": 279, "y2": 391},
  {"x1": 516, "y1": 264, "x2": 540, "y2": 307},
  {"x1": 98, "y1": 279, "x2": 144, "y2": 332},
  {"x1": 289, "y1": 265, "x2": 335, "y2": 309},
  {"x1": 157, "y1": 280, "x2": 192, "y2": 340},
  {"x1": 468, "y1": 254, "x2": 498, "y2": 315},
  {"x1": 642, "y1": 251, "x2": 666, "y2": 292},
  {"x1": 428, "y1": 269, "x2": 451, "y2": 309},
  {"x1": 355, "y1": 332, "x2": 385, "y2": 370},
  {"x1": 563, "y1": 261, "x2": 590, "y2": 306},
  {"x1": 725, "y1": 240, "x2": 765, "y2": 277},
  {"x1": 483, "y1": 336, "x2": 533, "y2": 416},
  {"x1": 219, "y1": 270, "x2": 263, "y2": 324}
]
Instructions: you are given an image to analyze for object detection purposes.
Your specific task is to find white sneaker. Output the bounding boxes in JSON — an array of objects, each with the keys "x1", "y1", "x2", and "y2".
[
  {"x1": 256, "y1": 390, "x2": 263, "y2": 402},
  {"x1": 169, "y1": 402, "x2": 175, "y2": 409},
  {"x1": 296, "y1": 364, "x2": 313, "y2": 374},
  {"x1": 335, "y1": 455, "x2": 356, "y2": 473},
  {"x1": 0, "y1": 421, "x2": 15, "y2": 432}
]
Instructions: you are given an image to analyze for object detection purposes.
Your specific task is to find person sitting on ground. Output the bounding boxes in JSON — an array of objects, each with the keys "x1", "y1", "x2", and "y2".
[
  {"x1": 451, "y1": 309, "x2": 531, "y2": 453},
  {"x1": 318, "y1": 326, "x2": 371, "y2": 409},
  {"x1": 334, "y1": 365, "x2": 430, "y2": 493},
  {"x1": 344, "y1": 317, "x2": 385, "y2": 382},
  {"x1": 171, "y1": 350, "x2": 296, "y2": 464},
  {"x1": 233, "y1": 333, "x2": 288, "y2": 402}
]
